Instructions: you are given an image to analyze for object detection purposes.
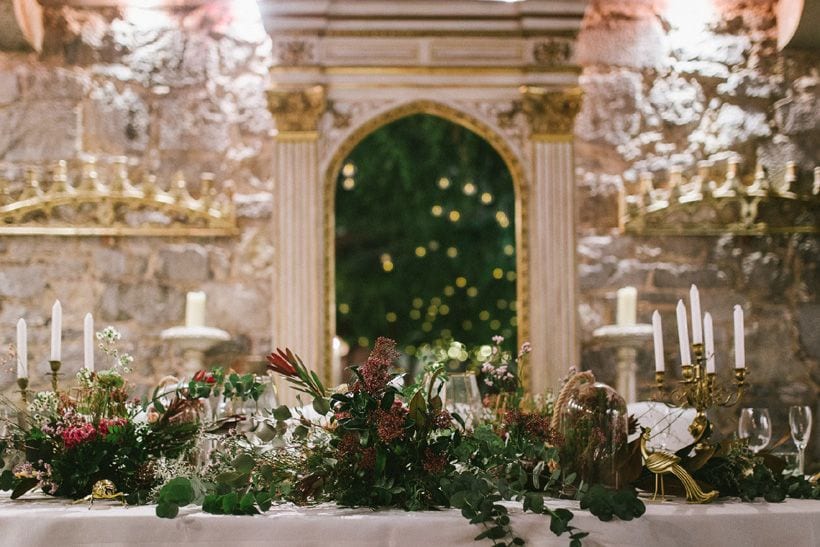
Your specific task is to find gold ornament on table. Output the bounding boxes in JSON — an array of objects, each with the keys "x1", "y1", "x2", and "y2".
[
  {"x1": 73, "y1": 480, "x2": 127, "y2": 508},
  {"x1": 620, "y1": 156, "x2": 820, "y2": 235},
  {"x1": 640, "y1": 428, "x2": 718, "y2": 504},
  {"x1": 0, "y1": 157, "x2": 237, "y2": 237}
]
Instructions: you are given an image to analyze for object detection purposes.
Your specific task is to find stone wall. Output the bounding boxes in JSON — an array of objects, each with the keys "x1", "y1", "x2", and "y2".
[
  {"x1": 575, "y1": 0, "x2": 819, "y2": 459},
  {"x1": 0, "y1": 3, "x2": 275, "y2": 392}
]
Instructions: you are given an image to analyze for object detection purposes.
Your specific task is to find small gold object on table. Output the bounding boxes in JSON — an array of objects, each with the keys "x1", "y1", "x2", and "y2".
[
  {"x1": 640, "y1": 427, "x2": 718, "y2": 503},
  {"x1": 73, "y1": 480, "x2": 127, "y2": 508},
  {"x1": 17, "y1": 377, "x2": 28, "y2": 406}
]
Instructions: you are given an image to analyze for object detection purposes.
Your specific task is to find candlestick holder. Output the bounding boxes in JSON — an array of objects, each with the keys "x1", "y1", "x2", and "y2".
[
  {"x1": 17, "y1": 377, "x2": 29, "y2": 406},
  {"x1": 49, "y1": 359, "x2": 62, "y2": 392},
  {"x1": 655, "y1": 343, "x2": 746, "y2": 453}
]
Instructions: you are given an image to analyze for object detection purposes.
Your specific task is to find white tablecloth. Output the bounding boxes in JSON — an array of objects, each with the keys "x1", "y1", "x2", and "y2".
[{"x1": 1, "y1": 493, "x2": 819, "y2": 547}]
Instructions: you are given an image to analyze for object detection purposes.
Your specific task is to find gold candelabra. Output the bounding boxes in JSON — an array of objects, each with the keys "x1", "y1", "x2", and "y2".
[
  {"x1": 655, "y1": 343, "x2": 746, "y2": 452},
  {"x1": 0, "y1": 157, "x2": 238, "y2": 237},
  {"x1": 49, "y1": 360, "x2": 62, "y2": 393},
  {"x1": 17, "y1": 377, "x2": 29, "y2": 406}
]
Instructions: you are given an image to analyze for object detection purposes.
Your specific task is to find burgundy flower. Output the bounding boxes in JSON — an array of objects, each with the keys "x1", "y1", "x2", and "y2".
[
  {"x1": 433, "y1": 410, "x2": 452, "y2": 429},
  {"x1": 375, "y1": 403, "x2": 407, "y2": 443},
  {"x1": 267, "y1": 348, "x2": 298, "y2": 376},
  {"x1": 422, "y1": 448, "x2": 447, "y2": 475},
  {"x1": 337, "y1": 432, "x2": 360, "y2": 458},
  {"x1": 359, "y1": 337, "x2": 399, "y2": 394},
  {"x1": 359, "y1": 447, "x2": 376, "y2": 471}
]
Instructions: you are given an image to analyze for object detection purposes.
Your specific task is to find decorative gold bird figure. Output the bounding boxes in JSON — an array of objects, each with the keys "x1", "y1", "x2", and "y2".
[
  {"x1": 640, "y1": 427, "x2": 718, "y2": 503},
  {"x1": 73, "y1": 480, "x2": 127, "y2": 508}
]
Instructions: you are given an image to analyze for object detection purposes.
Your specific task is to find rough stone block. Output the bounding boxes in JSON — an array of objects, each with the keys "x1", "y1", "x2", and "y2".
[
  {"x1": 0, "y1": 100, "x2": 80, "y2": 161},
  {"x1": 774, "y1": 95, "x2": 819, "y2": 136},
  {"x1": 0, "y1": 265, "x2": 48, "y2": 298},
  {"x1": 797, "y1": 304, "x2": 820, "y2": 359},
  {"x1": 576, "y1": 70, "x2": 644, "y2": 147},
  {"x1": 117, "y1": 283, "x2": 185, "y2": 326},
  {"x1": 578, "y1": 18, "x2": 669, "y2": 69},
  {"x1": 0, "y1": 70, "x2": 18, "y2": 104},
  {"x1": 204, "y1": 282, "x2": 269, "y2": 334},
  {"x1": 158, "y1": 244, "x2": 209, "y2": 283},
  {"x1": 648, "y1": 76, "x2": 704, "y2": 126},
  {"x1": 84, "y1": 83, "x2": 149, "y2": 153}
]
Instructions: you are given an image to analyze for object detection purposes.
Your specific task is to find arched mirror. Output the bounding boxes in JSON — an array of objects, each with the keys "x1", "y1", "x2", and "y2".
[{"x1": 329, "y1": 112, "x2": 524, "y2": 376}]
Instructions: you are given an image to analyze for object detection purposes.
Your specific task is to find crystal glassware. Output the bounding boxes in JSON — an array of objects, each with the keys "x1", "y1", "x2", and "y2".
[
  {"x1": 789, "y1": 405, "x2": 812, "y2": 475},
  {"x1": 738, "y1": 407, "x2": 772, "y2": 454},
  {"x1": 444, "y1": 372, "x2": 483, "y2": 429}
]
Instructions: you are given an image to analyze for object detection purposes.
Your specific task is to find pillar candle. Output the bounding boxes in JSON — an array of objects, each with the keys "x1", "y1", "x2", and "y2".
[
  {"x1": 652, "y1": 310, "x2": 664, "y2": 372},
  {"x1": 733, "y1": 305, "x2": 745, "y2": 368},
  {"x1": 84, "y1": 313, "x2": 94, "y2": 372},
  {"x1": 616, "y1": 287, "x2": 637, "y2": 326},
  {"x1": 50, "y1": 300, "x2": 62, "y2": 361},
  {"x1": 185, "y1": 291, "x2": 207, "y2": 328},
  {"x1": 676, "y1": 300, "x2": 691, "y2": 365},
  {"x1": 689, "y1": 284, "x2": 703, "y2": 345},
  {"x1": 16, "y1": 318, "x2": 27, "y2": 379},
  {"x1": 704, "y1": 312, "x2": 715, "y2": 373}
]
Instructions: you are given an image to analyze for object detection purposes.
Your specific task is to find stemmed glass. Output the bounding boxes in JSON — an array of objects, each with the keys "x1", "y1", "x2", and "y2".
[
  {"x1": 738, "y1": 407, "x2": 772, "y2": 454},
  {"x1": 789, "y1": 405, "x2": 812, "y2": 475}
]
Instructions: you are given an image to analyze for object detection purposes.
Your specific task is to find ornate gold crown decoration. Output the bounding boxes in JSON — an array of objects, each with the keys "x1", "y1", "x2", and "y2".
[
  {"x1": 620, "y1": 157, "x2": 820, "y2": 236},
  {"x1": 0, "y1": 157, "x2": 238, "y2": 237}
]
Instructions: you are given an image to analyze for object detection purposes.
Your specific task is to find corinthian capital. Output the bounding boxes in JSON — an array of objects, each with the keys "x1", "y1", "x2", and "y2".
[
  {"x1": 520, "y1": 86, "x2": 582, "y2": 137},
  {"x1": 266, "y1": 85, "x2": 326, "y2": 134}
]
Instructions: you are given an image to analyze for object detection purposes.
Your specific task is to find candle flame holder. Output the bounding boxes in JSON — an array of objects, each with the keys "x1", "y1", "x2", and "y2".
[
  {"x1": 655, "y1": 343, "x2": 746, "y2": 453},
  {"x1": 17, "y1": 377, "x2": 29, "y2": 406}
]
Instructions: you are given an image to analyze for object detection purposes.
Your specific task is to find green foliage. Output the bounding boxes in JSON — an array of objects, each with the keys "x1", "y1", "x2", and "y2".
[
  {"x1": 335, "y1": 114, "x2": 517, "y2": 353},
  {"x1": 579, "y1": 485, "x2": 645, "y2": 522}
]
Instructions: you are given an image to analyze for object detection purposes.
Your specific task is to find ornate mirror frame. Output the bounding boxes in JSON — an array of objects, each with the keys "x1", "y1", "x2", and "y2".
[{"x1": 260, "y1": 0, "x2": 588, "y2": 398}]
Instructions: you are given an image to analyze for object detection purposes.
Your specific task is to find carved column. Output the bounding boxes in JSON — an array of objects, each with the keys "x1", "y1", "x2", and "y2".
[
  {"x1": 267, "y1": 85, "x2": 326, "y2": 403},
  {"x1": 521, "y1": 87, "x2": 582, "y2": 396}
]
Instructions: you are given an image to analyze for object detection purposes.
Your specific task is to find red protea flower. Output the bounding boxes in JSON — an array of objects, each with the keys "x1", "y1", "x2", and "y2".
[
  {"x1": 359, "y1": 337, "x2": 399, "y2": 394},
  {"x1": 266, "y1": 348, "x2": 298, "y2": 376},
  {"x1": 422, "y1": 448, "x2": 447, "y2": 475}
]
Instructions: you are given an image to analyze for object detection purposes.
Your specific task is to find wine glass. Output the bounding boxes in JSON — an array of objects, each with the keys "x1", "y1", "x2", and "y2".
[
  {"x1": 789, "y1": 405, "x2": 812, "y2": 475},
  {"x1": 738, "y1": 407, "x2": 772, "y2": 454},
  {"x1": 444, "y1": 372, "x2": 483, "y2": 429}
]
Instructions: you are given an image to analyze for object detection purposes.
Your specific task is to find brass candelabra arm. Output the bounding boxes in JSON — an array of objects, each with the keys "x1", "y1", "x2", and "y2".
[
  {"x1": 17, "y1": 377, "x2": 29, "y2": 406},
  {"x1": 49, "y1": 360, "x2": 61, "y2": 392}
]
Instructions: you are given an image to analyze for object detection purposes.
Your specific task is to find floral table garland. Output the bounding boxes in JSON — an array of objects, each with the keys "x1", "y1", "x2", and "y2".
[{"x1": 1, "y1": 331, "x2": 819, "y2": 547}]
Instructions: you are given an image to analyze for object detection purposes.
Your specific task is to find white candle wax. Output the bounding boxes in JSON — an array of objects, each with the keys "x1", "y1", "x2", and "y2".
[
  {"x1": 185, "y1": 291, "x2": 207, "y2": 328},
  {"x1": 704, "y1": 312, "x2": 715, "y2": 374},
  {"x1": 50, "y1": 300, "x2": 62, "y2": 361},
  {"x1": 733, "y1": 305, "x2": 745, "y2": 368},
  {"x1": 676, "y1": 300, "x2": 692, "y2": 365},
  {"x1": 690, "y1": 284, "x2": 703, "y2": 344},
  {"x1": 84, "y1": 313, "x2": 94, "y2": 372},
  {"x1": 616, "y1": 286, "x2": 638, "y2": 326},
  {"x1": 16, "y1": 318, "x2": 27, "y2": 379},
  {"x1": 652, "y1": 310, "x2": 664, "y2": 372}
]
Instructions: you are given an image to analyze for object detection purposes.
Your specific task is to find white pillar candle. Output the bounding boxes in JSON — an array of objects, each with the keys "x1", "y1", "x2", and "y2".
[
  {"x1": 185, "y1": 291, "x2": 207, "y2": 328},
  {"x1": 676, "y1": 300, "x2": 691, "y2": 365},
  {"x1": 84, "y1": 313, "x2": 94, "y2": 372},
  {"x1": 704, "y1": 312, "x2": 715, "y2": 374},
  {"x1": 733, "y1": 305, "x2": 745, "y2": 368},
  {"x1": 616, "y1": 286, "x2": 637, "y2": 326},
  {"x1": 689, "y1": 284, "x2": 703, "y2": 345},
  {"x1": 16, "y1": 318, "x2": 27, "y2": 379},
  {"x1": 50, "y1": 300, "x2": 62, "y2": 361},
  {"x1": 652, "y1": 310, "x2": 664, "y2": 372}
]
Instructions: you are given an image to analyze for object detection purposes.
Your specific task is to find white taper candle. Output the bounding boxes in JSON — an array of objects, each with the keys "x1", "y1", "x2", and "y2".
[
  {"x1": 704, "y1": 312, "x2": 715, "y2": 374},
  {"x1": 652, "y1": 310, "x2": 664, "y2": 372},
  {"x1": 676, "y1": 300, "x2": 691, "y2": 366},
  {"x1": 50, "y1": 300, "x2": 62, "y2": 361},
  {"x1": 690, "y1": 284, "x2": 703, "y2": 345},
  {"x1": 16, "y1": 318, "x2": 27, "y2": 379},
  {"x1": 84, "y1": 313, "x2": 94, "y2": 372},
  {"x1": 733, "y1": 305, "x2": 745, "y2": 368}
]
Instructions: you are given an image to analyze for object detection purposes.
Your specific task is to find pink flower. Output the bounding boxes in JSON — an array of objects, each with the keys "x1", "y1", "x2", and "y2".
[
  {"x1": 60, "y1": 422, "x2": 96, "y2": 449},
  {"x1": 492, "y1": 335, "x2": 505, "y2": 345},
  {"x1": 97, "y1": 417, "x2": 127, "y2": 436}
]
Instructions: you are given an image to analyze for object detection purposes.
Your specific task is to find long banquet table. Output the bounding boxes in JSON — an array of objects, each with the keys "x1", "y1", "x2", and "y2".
[{"x1": 2, "y1": 493, "x2": 819, "y2": 547}]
